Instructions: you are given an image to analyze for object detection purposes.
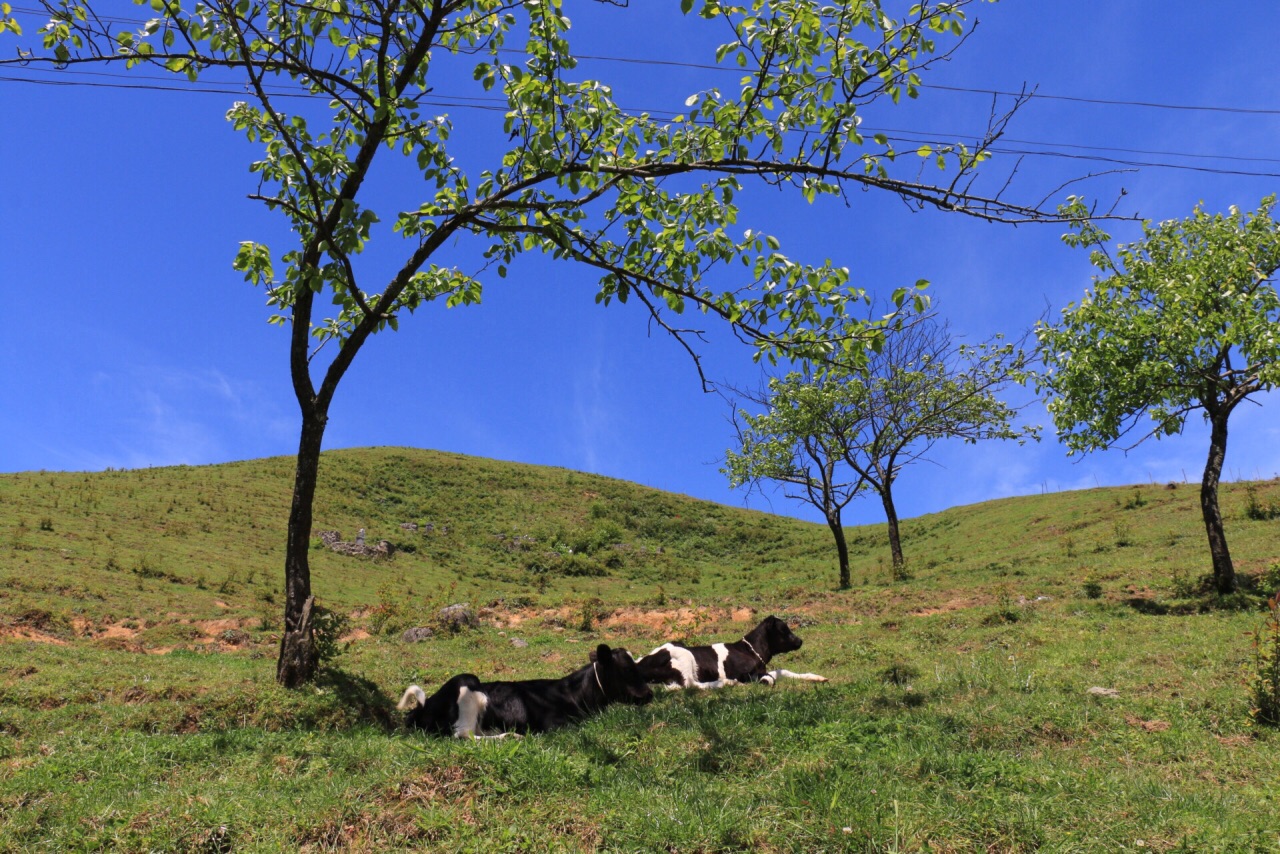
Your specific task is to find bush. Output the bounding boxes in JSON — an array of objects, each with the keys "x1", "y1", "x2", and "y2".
[
  {"x1": 524, "y1": 552, "x2": 608, "y2": 578},
  {"x1": 1244, "y1": 484, "x2": 1280, "y2": 521},
  {"x1": 1258, "y1": 562, "x2": 1280, "y2": 597},
  {"x1": 1247, "y1": 595, "x2": 1280, "y2": 727}
]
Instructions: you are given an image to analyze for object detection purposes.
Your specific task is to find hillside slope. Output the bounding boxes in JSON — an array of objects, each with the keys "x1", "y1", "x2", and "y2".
[{"x1": 2, "y1": 446, "x2": 1279, "y2": 643}]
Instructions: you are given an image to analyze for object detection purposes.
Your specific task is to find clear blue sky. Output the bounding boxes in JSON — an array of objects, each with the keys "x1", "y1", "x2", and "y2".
[{"x1": 2, "y1": 1, "x2": 1278, "y2": 528}]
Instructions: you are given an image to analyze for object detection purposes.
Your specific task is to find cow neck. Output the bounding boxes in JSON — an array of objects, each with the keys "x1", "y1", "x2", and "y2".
[{"x1": 742, "y1": 637, "x2": 768, "y2": 669}]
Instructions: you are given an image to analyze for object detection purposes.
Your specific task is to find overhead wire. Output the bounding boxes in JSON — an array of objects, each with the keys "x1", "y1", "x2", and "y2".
[
  {"x1": 8, "y1": 3, "x2": 1280, "y2": 117},
  {"x1": 4, "y1": 5, "x2": 1279, "y2": 177},
  {"x1": 5, "y1": 65, "x2": 1279, "y2": 178}
]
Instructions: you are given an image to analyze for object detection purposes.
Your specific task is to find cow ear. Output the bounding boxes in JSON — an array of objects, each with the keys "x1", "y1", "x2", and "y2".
[{"x1": 595, "y1": 643, "x2": 613, "y2": 667}]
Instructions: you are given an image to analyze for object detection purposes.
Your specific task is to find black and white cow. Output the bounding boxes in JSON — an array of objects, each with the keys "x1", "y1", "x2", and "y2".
[
  {"x1": 635, "y1": 615, "x2": 827, "y2": 689},
  {"x1": 396, "y1": 644, "x2": 653, "y2": 738}
]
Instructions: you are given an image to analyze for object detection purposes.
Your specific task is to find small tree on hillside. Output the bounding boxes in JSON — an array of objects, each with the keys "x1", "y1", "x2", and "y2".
[
  {"x1": 727, "y1": 311, "x2": 1036, "y2": 583},
  {"x1": 724, "y1": 373, "x2": 868, "y2": 589},
  {"x1": 7, "y1": 0, "x2": 1086, "y2": 686},
  {"x1": 1036, "y1": 197, "x2": 1280, "y2": 595}
]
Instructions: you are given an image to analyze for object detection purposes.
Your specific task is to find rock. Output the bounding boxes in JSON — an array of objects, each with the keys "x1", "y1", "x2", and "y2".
[
  {"x1": 1087, "y1": 686, "x2": 1119, "y2": 697},
  {"x1": 437, "y1": 603, "x2": 478, "y2": 633},
  {"x1": 218, "y1": 629, "x2": 252, "y2": 646},
  {"x1": 401, "y1": 626, "x2": 435, "y2": 643},
  {"x1": 510, "y1": 638, "x2": 528, "y2": 648}
]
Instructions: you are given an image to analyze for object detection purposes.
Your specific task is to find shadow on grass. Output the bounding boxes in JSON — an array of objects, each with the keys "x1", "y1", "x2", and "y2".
[
  {"x1": 314, "y1": 667, "x2": 395, "y2": 732},
  {"x1": 1125, "y1": 590, "x2": 1267, "y2": 617}
]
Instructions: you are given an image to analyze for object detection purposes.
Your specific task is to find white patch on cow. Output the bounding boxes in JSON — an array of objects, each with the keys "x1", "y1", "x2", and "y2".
[
  {"x1": 647, "y1": 643, "x2": 732, "y2": 690},
  {"x1": 710, "y1": 643, "x2": 732, "y2": 681},
  {"x1": 453, "y1": 686, "x2": 489, "y2": 738},
  {"x1": 396, "y1": 685, "x2": 426, "y2": 711}
]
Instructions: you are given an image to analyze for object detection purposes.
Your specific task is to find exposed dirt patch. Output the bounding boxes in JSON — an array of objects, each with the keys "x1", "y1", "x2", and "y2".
[
  {"x1": 0, "y1": 626, "x2": 69, "y2": 646},
  {"x1": 1125, "y1": 715, "x2": 1172, "y2": 733},
  {"x1": 194, "y1": 618, "x2": 249, "y2": 634},
  {"x1": 98, "y1": 624, "x2": 141, "y2": 640},
  {"x1": 910, "y1": 597, "x2": 987, "y2": 617}
]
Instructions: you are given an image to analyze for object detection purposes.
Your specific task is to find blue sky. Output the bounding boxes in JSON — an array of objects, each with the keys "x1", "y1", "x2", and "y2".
[{"x1": 2, "y1": 1, "x2": 1279, "y2": 529}]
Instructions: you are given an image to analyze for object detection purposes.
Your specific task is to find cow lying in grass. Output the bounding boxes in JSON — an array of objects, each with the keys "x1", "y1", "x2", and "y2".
[
  {"x1": 635, "y1": 615, "x2": 828, "y2": 690},
  {"x1": 397, "y1": 644, "x2": 653, "y2": 738}
]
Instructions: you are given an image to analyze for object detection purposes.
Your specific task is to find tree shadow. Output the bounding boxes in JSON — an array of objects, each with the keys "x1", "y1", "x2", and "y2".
[{"x1": 314, "y1": 667, "x2": 395, "y2": 732}]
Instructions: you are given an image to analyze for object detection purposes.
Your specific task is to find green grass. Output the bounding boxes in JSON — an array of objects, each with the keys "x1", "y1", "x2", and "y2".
[{"x1": 3, "y1": 449, "x2": 1280, "y2": 851}]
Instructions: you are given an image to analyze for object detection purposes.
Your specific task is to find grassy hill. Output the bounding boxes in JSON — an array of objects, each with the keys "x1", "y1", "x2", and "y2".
[{"x1": 2, "y1": 448, "x2": 1280, "y2": 851}]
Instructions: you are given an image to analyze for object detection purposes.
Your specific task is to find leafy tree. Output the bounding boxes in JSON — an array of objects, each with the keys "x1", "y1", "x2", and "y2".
[
  {"x1": 7, "y1": 0, "x2": 1074, "y2": 686},
  {"x1": 727, "y1": 311, "x2": 1035, "y2": 583},
  {"x1": 1037, "y1": 197, "x2": 1280, "y2": 594}
]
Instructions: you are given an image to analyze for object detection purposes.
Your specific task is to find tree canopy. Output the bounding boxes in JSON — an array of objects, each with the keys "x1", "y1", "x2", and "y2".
[{"x1": 1037, "y1": 196, "x2": 1280, "y2": 592}]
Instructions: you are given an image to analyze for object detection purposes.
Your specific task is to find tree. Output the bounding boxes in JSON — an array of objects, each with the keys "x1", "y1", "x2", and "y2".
[
  {"x1": 724, "y1": 372, "x2": 867, "y2": 589},
  {"x1": 727, "y1": 311, "x2": 1035, "y2": 583},
  {"x1": 1036, "y1": 197, "x2": 1280, "y2": 594},
  {"x1": 6, "y1": 0, "x2": 1076, "y2": 686}
]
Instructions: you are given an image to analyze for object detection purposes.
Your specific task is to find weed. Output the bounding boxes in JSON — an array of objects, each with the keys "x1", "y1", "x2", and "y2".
[
  {"x1": 1170, "y1": 566, "x2": 1198, "y2": 599},
  {"x1": 312, "y1": 605, "x2": 350, "y2": 666},
  {"x1": 367, "y1": 581, "x2": 413, "y2": 636},
  {"x1": 1113, "y1": 519, "x2": 1133, "y2": 548},
  {"x1": 880, "y1": 662, "x2": 920, "y2": 687},
  {"x1": 576, "y1": 597, "x2": 606, "y2": 632},
  {"x1": 1123, "y1": 489, "x2": 1148, "y2": 510}
]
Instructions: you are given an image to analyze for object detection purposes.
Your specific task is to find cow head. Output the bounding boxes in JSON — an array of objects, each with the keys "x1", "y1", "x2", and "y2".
[
  {"x1": 590, "y1": 644, "x2": 654, "y2": 706},
  {"x1": 756, "y1": 615, "x2": 804, "y2": 656}
]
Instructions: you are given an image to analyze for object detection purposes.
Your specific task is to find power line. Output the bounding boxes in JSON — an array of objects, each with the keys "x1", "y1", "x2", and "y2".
[
  {"x1": 4, "y1": 67, "x2": 1278, "y2": 178},
  {"x1": 9, "y1": 4, "x2": 1280, "y2": 118}
]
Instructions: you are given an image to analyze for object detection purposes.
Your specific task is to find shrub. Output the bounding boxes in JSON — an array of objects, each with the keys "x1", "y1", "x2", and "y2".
[
  {"x1": 1082, "y1": 576, "x2": 1103, "y2": 600},
  {"x1": 1244, "y1": 484, "x2": 1280, "y2": 521},
  {"x1": 1246, "y1": 595, "x2": 1280, "y2": 727}
]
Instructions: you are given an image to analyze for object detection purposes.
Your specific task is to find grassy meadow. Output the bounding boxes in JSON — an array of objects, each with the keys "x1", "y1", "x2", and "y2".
[{"x1": 2, "y1": 447, "x2": 1280, "y2": 852}]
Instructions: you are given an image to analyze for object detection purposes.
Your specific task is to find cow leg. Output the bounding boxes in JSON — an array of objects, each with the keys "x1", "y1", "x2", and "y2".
[
  {"x1": 453, "y1": 686, "x2": 490, "y2": 738},
  {"x1": 766, "y1": 669, "x2": 828, "y2": 683},
  {"x1": 681, "y1": 678, "x2": 735, "y2": 690}
]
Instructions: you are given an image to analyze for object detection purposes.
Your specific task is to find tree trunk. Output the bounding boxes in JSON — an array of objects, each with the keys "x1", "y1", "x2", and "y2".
[
  {"x1": 276, "y1": 407, "x2": 328, "y2": 688},
  {"x1": 881, "y1": 485, "x2": 906, "y2": 581},
  {"x1": 1200, "y1": 412, "x2": 1236, "y2": 594},
  {"x1": 826, "y1": 510, "x2": 851, "y2": 590}
]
